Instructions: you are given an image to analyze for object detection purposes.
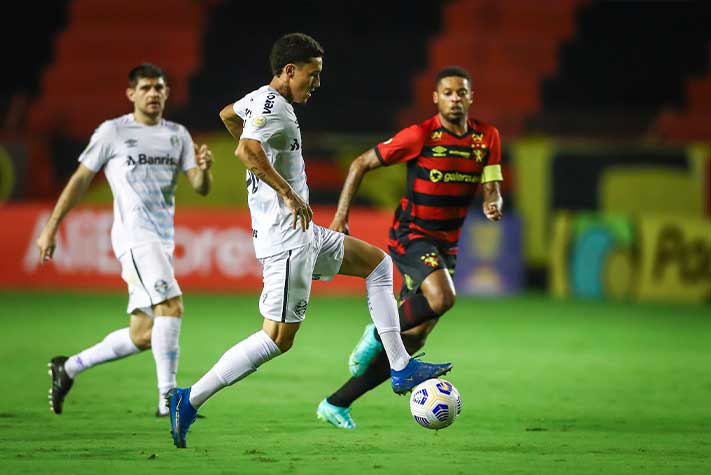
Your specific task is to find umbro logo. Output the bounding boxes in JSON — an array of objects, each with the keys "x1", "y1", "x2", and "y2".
[{"x1": 125, "y1": 139, "x2": 138, "y2": 148}]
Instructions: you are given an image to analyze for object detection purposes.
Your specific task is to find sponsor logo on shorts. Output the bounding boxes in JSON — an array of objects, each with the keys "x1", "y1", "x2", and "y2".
[
  {"x1": 420, "y1": 252, "x2": 440, "y2": 268},
  {"x1": 294, "y1": 299, "x2": 308, "y2": 318},
  {"x1": 404, "y1": 273, "x2": 414, "y2": 291},
  {"x1": 154, "y1": 279, "x2": 169, "y2": 294}
]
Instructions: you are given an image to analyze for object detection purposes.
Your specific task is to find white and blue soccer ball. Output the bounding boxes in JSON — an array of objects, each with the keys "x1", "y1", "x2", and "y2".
[{"x1": 409, "y1": 378, "x2": 461, "y2": 430}]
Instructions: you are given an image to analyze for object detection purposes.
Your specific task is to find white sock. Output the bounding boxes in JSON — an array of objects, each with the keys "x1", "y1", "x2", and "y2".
[
  {"x1": 189, "y1": 330, "x2": 280, "y2": 409},
  {"x1": 64, "y1": 328, "x2": 140, "y2": 379},
  {"x1": 152, "y1": 316, "x2": 182, "y2": 400},
  {"x1": 365, "y1": 255, "x2": 410, "y2": 371}
]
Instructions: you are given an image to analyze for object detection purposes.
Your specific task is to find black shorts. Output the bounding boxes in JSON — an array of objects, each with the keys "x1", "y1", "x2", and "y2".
[{"x1": 388, "y1": 238, "x2": 457, "y2": 301}]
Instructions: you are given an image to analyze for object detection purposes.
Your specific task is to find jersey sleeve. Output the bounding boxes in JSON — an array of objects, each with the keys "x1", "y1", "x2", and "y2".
[
  {"x1": 373, "y1": 124, "x2": 426, "y2": 166},
  {"x1": 238, "y1": 96, "x2": 284, "y2": 143},
  {"x1": 481, "y1": 127, "x2": 503, "y2": 183},
  {"x1": 77, "y1": 121, "x2": 116, "y2": 172},
  {"x1": 179, "y1": 126, "x2": 197, "y2": 172}
]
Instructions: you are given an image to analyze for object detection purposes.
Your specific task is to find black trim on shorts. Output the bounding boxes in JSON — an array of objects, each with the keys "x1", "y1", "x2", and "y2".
[
  {"x1": 281, "y1": 250, "x2": 292, "y2": 323},
  {"x1": 130, "y1": 249, "x2": 154, "y2": 306}
]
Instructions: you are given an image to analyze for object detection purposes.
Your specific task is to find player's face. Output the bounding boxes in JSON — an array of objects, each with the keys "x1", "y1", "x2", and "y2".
[
  {"x1": 289, "y1": 57, "x2": 322, "y2": 104},
  {"x1": 127, "y1": 77, "x2": 169, "y2": 118},
  {"x1": 433, "y1": 76, "x2": 472, "y2": 123}
]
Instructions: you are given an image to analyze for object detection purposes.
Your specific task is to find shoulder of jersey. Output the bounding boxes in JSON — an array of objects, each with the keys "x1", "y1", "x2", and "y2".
[
  {"x1": 470, "y1": 119, "x2": 499, "y2": 135},
  {"x1": 161, "y1": 119, "x2": 183, "y2": 132}
]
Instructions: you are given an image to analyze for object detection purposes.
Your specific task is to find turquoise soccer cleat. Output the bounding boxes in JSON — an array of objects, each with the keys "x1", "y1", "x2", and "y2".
[
  {"x1": 316, "y1": 398, "x2": 356, "y2": 429},
  {"x1": 348, "y1": 323, "x2": 383, "y2": 377}
]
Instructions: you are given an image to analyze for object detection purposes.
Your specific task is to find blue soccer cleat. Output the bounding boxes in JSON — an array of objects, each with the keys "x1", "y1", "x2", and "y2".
[
  {"x1": 316, "y1": 398, "x2": 356, "y2": 429},
  {"x1": 167, "y1": 387, "x2": 198, "y2": 448},
  {"x1": 391, "y1": 354, "x2": 453, "y2": 395},
  {"x1": 348, "y1": 323, "x2": 383, "y2": 377}
]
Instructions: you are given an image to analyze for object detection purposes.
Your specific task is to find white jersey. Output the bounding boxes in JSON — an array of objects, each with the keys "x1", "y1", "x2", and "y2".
[
  {"x1": 234, "y1": 85, "x2": 312, "y2": 258},
  {"x1": 78, "y1": 113, "x2": 196, "y2": 258}
]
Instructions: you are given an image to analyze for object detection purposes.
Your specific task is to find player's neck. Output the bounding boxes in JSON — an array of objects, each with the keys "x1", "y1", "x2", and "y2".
[
  {"x1": 270, "y1": 77, "x2": 293, "y2": 103},
  {"x1": 439, "y1": 115, "x2": 468, "y2": 136},
  {"x1": 133, "y1": 110, "x2": 162, "y2": 126}
]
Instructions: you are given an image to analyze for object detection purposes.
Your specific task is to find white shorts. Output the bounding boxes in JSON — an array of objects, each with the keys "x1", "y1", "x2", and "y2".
[
  {"x1": 259, "y1": 224, "x2": 345, "y2": 323},
  {"x1": 118, "y1": 242, "x2": 182, "y2": 315}
]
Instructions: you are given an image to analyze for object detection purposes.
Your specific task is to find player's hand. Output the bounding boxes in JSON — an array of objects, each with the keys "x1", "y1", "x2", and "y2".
[
  {"x1": 194, "y1": 143, "x2": 213, "y2": 171},
  {"x1": 483, "y1": 201, "x2": 502, "y2": 221},
  {"x1": 283, "y1": 189, "x2": 313, "y2": 232},
  {"x1": 328, "y1": 216, "x2": 350, "y2": 235},
  {"x1": 36, "y1": 228, "x2": 57, "y2": 264}
]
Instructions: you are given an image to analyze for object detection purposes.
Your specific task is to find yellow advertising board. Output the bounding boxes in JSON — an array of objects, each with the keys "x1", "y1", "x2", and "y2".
[{"x1": 637, "y1": 216, "x2": 711, "y2": 302}]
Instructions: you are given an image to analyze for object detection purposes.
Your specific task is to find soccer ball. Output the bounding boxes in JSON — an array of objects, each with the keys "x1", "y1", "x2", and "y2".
[{"x1": 409, "y1": 378, "x2": 461, "y2": 430}]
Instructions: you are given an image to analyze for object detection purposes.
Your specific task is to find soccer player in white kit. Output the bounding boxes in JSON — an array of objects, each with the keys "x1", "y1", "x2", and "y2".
[
  {"x1": 37, "y1": 64, "x2": 214, "y2": 417},
  {"x1": 167, "y1": 33, "x2": 453, "y2": 448}
]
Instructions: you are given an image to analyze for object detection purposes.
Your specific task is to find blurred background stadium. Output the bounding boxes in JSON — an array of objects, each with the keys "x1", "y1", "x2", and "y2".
[
  {"x1": 1, "y1": 0, "x2": 709, "y2": 301},
  {"x1": 1, "y1": 1, "x2": 710, "y2": 473}
]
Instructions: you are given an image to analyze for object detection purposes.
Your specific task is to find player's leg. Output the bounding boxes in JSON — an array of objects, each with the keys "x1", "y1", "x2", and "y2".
[
  {"x1": 319, "y1": 243, "x2": 454, "y2": 426},
  {"x1": 338, "y1": 235, "x2": 452, "y2": 394},
  {"x1": 48, "y1": 247, "x2": 155, "y2": 415},
  {"x1": 151, "y1": 296, "x2": 183, "y2": 416},
  {"x1": 48, "y1": 309, "x2": 146, "y2": 415},
  {"x1": 125, "y1": 242, "x2": 185, "y2": 416},
  {"x1": 400, "y1": 267, "x2": 456, "y2": 332},
  {"x1": 168, "y1": 247, "x2": 312, "y2": 448},
  {"x1": 337, "y1": 236, "x2": 409, "y2": 372}
]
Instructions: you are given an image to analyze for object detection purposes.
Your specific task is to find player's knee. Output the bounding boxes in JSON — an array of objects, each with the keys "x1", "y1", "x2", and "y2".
[
  {"x1": 272, "y1": 333, "x2": 296, "y2": 353},
  {"x1": 366, "y1": 253, "x2": 392, "y2": 284},
  {"x1": 129, "y1": 328, "x2": 152, "y2": 350},
  {"x1": 428, "y1": 291, "x2": 456, "y2": 316},
  {"x1": 155, "y1": 297, "x2": 183, "y2": 317}
]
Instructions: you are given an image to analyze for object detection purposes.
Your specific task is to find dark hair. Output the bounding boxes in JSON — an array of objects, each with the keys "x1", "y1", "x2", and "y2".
[
  {"x1": 128, "y1": 63, "x2": 165, "y2": 88},
  {"x1": 435, "y1": 66, "x2": 471, "y2": 87},
  {"x1": 269, "y1": 33, "x2": 324, "y2": 76}
]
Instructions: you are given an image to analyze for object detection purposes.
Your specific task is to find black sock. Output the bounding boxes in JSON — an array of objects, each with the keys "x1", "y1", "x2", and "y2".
[{"x1": 326, "y1": 350, "x2": 390, "y2": 408}]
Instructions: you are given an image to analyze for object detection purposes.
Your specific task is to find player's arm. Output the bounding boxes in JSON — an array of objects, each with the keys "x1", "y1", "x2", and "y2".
[
  {"x1": 36, "y1": 164, "x2": 97, "y2": 263},
  {"x1": 236, "y1": 138, "x2": 313, "y2": 231},
  {"x1": 219, "y1": 104, "x2": 244, "y2": 140},
  {"x1": 329, "y1": 149, "x2": 382, "y2": 234},
  {"x1": 482, "y1": 181, "x2": 503, "y2": 221},
  {"x1": 185, "y1": 143, "x2": 214, "y2": 196}
]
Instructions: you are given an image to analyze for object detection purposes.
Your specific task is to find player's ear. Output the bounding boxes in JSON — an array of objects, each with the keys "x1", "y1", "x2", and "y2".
[
  {"x1": 164, "y1": 85, "x2": 170, "y2": 99},
  {"x1": 126, "y1": 88, "x2": 135, "y2": 103},
  {"x1": 285, "y1": 63, "x2": 296, "y2": 78},
  {"x1": 432, "y1": 91, "x2": 438, "y2": 105}
]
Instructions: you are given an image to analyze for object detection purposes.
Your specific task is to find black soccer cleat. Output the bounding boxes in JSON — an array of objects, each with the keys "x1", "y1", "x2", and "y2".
[{"x1": 48, "y1": 356, "x2": 74, "y2": 414}]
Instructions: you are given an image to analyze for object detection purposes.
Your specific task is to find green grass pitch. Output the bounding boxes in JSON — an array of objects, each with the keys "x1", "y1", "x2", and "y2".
[{"x1": 0, "y1": 291, "x2": 709, "y2": 474}]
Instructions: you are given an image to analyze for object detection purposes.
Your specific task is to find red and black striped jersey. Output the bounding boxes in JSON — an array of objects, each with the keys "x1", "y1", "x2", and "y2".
[{"x1": 374, "y1": 114, "x2": 502, "y2": 254}]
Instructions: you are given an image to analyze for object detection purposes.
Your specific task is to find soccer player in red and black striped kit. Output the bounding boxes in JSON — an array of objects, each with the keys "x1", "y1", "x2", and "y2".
[{"x1": 316, "y1": 67, "x2": 503, "y2": 428}]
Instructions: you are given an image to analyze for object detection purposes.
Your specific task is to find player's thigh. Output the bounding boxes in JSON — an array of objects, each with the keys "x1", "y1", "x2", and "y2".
[
  {"x1": 338, "y1": 235, "x2": 386, "y2": 278},
  {"x1": 119, "y1": 243, "x2": 182, "y2": 314},
  {"x1": 421, "y1": 268, "x2": 456, "y2": 306},
  {"x1": 312, "y1": 224, "x2": 345, "y2": 281},
  {"x1": 259, "y1": 246, "x2": 314, "y2": 324}
]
